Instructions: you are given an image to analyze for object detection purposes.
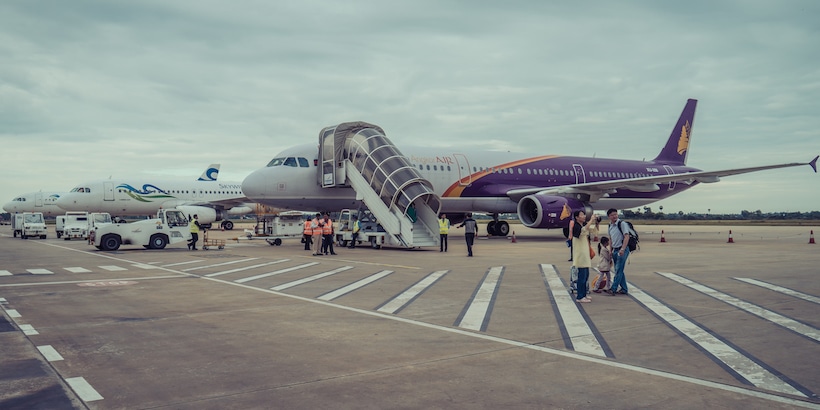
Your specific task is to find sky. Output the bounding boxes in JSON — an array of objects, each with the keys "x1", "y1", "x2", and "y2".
[{"x1": 1, "y1": 0, "x2": 818, "y2": 215}]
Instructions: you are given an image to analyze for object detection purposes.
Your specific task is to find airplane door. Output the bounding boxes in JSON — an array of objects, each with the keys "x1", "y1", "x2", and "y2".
[
  {"x1": 663, "y1": 165, "x2": 676, "y2": 190},
  {"x1": 35, "y1": 192, "x2": 44, "y2": 207},
  {"x1": 453, "y1": 154, "x2": 472, "y2": 186},
  {"x1": 572, "y1": 164, "x2": 586, "y2": 184},
  {"x1": 104, "y1": 182, "x2": 115, "y2": 201}
]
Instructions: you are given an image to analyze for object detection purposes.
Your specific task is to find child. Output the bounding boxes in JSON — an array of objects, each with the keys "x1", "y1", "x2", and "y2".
[{"x1": 592, "y1": 236, "x2": 612, "y2": 293}]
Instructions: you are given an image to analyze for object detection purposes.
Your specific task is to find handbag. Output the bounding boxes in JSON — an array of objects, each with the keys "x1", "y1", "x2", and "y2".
[{"x1": 589, "y1": 245, "x2": 596, "y2": 259}]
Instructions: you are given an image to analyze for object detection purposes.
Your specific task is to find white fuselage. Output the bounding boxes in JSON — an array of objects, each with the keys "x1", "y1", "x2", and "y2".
[
  {"x1": 241, "y1": 144, "x2": 695, "y2": 214},
  {"x1": 56, "y1": 179, "x2": 249, "y2": 215},
  {"x1": 3, "y1": 191, "x2": 66, "y2": 217}
]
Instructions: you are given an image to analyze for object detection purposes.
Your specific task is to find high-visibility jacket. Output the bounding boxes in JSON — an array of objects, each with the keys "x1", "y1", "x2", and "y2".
[
  {"x1": 190, "y1": 218, "x2": 200, "y2": 233},
  {"x1": 311, "y1": 218, "x2": 323, "y2": 235},
  {"x1": 438, "y1": 218, "x2": 450, "y2": 234},
  {"x1": 322, "y1": 219, "x2": 333, "y2": 235},
  {"x1": 303, "y1": 220, "x2": 312, "y2": 235},
  {"x1": 352, "y1": 220, "x2": 360, "y2": 233}
]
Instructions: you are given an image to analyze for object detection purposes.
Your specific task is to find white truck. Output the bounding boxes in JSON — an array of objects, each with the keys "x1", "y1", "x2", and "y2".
[
  {"x1": 334, "y1": 208, "x2": 386, "y2": 249},
  {"x1": 12, "y1": 212, "x2": 48, "y2": 239},
  {"x1": 263, "y1": 212, "x2": 309, "y2": 246},
  {"x1": 91, "y1": 209, "x2": 189, "y2": 251},
  {"x1": 88, "y1": 212, "x2": 113, "y2": 230},
  {"x1": 55, "y1": 215, "x2": 66, "y2": 238},
  {"x1": 61, "y1": 211, "x2": 90, "y2": 240}
]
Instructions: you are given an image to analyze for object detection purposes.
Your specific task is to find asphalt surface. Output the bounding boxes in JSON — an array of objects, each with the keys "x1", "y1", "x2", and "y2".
[{"x1": 1, "y1": 222, "x2": 818, "y2": 409}]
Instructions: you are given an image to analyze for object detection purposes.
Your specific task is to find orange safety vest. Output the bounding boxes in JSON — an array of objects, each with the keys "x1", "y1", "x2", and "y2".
[
  {"x1": 311, "y1": 218, "x2": 323, "y2": 235},
  {"x1": 303, "y1": 220, "x2": 312, "y2": 235},
  {"x1": 322, "y1": 219, "x2": 333, "y2": 235}
]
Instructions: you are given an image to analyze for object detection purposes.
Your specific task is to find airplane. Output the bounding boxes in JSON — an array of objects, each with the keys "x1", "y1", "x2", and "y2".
[
  {"x1": 2, "y1": 164, "x2": 222, "y2": 218},
  {"x1": 240, "y1": 99, "x2": 818, "y2": 238},
  {"x1": 2, "y1": 191, "x2": 65, "y2": 217}
]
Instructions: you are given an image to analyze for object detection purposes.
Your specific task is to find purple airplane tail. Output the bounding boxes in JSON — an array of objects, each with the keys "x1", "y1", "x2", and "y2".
[{"x1": 652, "y1": 99, "x2": 698, "y2": 165}]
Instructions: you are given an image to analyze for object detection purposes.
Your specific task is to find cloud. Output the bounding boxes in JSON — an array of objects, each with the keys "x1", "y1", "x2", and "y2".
[{"x1": 1, "y1": 0, "x2": 818, "y2": 214}]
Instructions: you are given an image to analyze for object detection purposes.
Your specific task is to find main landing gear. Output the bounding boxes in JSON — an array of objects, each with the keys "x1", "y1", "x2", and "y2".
[{"x1": 486, "y1": 214, "x2": 510, "y2": 237}]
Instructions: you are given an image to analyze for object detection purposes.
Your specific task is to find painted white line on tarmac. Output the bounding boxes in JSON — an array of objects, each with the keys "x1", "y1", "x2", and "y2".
[
  {"x1": 132, "y1": 263, "x2": 157, "y2": 269},
  {"x1": 0, "y1": 275, "x2": 183, "y2": 288},
  {"x1": 0, "y1": 270, "x2": 12, "y2": 276},
  {"x1": 27, "y1": 269, "x2": 54, "y2": 275},
  {"x1": 65, "y1": 267, "x2": 92, "y2": 273},
  {"x1": 6, "y1": 309, "x2": 21, "y2": 318},
  {"x1": 99, "y1": 265, "x2": 127, "y2": 272},
  {"x1": 630, "y1": 284, "x2": 805, "y2": 397},
  {"x1": 161, "y1": 260, "x2": 204, "y2": 267},
  {"x1": 66, "y1": 377, "x2": 103, "y2": 402},
  {"x1": 658, "y1": 272, "x2": 820, "y2": 343},
  {"x1": 182, "y1": 258, "x2": 259, "y2": 272},
  {"x1": 318, "y1": 270, "x2": 394, "y2": 301},
  {"x1": 20, "y1": 324, "x2": 39, "y2": 335},
  {"x1": 235, "y1": 262, "x2": 319, "y2": 283},
  {"x1": 198, "y1": 272, "x2": 820, "y2": 408},
  {"x1": 456, "y1": 267, "x2": 503, "y2": 331},
  {"x1": 378, "y1": 270, "x2": 449, "y2": 314},
  {"x1": 271, "y1": 266, "x2": 354, "y2": 291},
  {"x1": 204, "y1": 260, "x2": 289, "y2": 277},
  {"x1": 540, "y1": 264, "x2": 606, "y2": 357},
  {"x1": 37, "y1": 345, "x2": 64, "y2": 361},
  {"x1": 734, "y1": 278, "x2": 820, "y2": 305}
]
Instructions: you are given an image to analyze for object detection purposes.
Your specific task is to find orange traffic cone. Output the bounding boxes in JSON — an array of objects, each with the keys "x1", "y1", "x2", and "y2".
[
  {"x1": 660, "y1": 230, "x2": 666, "y2": 243},
  {"x1": 511, "y1": 231, "x2": 517, "y2": 243},
  {"x1": 727, "y1": 230, "x2": 735, "y2": 243},
  {"x1": 810, "y1": 230, "x2": 816, "y2": 244}
]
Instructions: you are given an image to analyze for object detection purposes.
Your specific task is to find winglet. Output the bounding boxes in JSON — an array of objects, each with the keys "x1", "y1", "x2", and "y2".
[{"x1": 810, "y1": 155, "x2": 818, "y2": 173}]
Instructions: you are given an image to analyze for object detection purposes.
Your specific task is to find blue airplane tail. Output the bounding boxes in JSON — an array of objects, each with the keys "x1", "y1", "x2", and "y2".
[{"x1": 653, "y1": 99, "x2": 698, "y2": 165}]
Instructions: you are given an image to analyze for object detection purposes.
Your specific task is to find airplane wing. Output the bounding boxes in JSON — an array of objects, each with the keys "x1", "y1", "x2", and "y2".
[
  {"x1": 505, "y1": 156, "x2": 818, "y2": 203},
  {"x1": 159, "y1": 197, "x2": 252, "y2": 210}
]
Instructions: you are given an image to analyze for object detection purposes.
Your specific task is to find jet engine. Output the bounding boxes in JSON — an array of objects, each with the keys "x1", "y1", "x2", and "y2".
[
  {"x1": 517, "y1": 195, "x2": 592, "y2": 229},
  {"x1": 227, "y1": 206, "x2": 253, "y2": 215},
  {"x1": 175, "y1": 206, "x2": 224, "y2": 226}
]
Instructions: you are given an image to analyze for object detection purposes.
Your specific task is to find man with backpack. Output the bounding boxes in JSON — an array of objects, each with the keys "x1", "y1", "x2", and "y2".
[{"x1": 606, "y1": 208, "x2": 633, "y2": 295}]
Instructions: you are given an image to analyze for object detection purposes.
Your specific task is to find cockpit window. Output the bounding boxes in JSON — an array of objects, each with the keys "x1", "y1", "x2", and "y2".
[
  {"x1": 70, "y1": 187, "x2": 90, "y2": 193},
  {"x1": 284, "y1": 157, "x2": 297, "y2": 167},
  {"x1": 267, "y1": 157, "x2": 285, "y2": 167},
  {"x1": 298, "y1": 157, "x2": 309, "y2": 167}
]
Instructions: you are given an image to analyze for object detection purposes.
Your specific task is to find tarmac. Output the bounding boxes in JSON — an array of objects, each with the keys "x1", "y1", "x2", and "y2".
[{"x1": 1, "y1": 222, "x2": 818, "y2": 409}]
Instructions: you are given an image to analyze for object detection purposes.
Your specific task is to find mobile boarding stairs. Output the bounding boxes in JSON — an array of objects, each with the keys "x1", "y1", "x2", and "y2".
[{"x1": 318, "y1": 122, "x2": 441, "y2": 249}]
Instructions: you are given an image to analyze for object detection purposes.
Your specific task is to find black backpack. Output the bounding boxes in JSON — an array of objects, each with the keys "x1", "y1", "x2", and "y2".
[{"x1": 620, "y1": 220, "x2": 639, "y2": 252}]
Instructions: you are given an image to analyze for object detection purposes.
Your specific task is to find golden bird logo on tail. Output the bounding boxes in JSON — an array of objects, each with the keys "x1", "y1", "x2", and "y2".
[{"x1": 677, "y1": 120, "x2": 691, "y2": 155}]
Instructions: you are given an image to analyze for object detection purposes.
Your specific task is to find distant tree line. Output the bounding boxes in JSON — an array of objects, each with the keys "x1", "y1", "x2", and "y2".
[{"x1": 623, "y1": 207, "x2": 820, "y2": 221}]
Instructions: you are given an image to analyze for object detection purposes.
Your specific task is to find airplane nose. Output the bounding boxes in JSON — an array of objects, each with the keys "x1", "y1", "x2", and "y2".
[
  {"x1": 241, "y1": 168, "x2": 273, "y2": 200},
  {"x1": 2, "y1": 202, "x2": 15, "y2": 213},
  {"x1": 55, "y1": 194, "x2": 77, "y2": 210}
]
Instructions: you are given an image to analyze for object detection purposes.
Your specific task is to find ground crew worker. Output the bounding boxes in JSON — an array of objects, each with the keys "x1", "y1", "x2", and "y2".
[
  {"x1": 457, "y1": 212, "x2": 477, "y2": 257},
  {"x1": 348, "y1": 216, "x2": 360, "y2": 249},
  {"x1": 188, "y1": 214, "x2": 202, "y2": 251},
  {"x1": 439, "y1": 213, "x2": 450, "y2": 252},
  {"x1": 302, "y1": 215, "x2": 313, "y2": 251},
  {"x1": 311, "y1": 213, "x2": 324, "y2": 256},
  {"x1": 322, "y1": 213, "x2": 337, "y2": 255}
]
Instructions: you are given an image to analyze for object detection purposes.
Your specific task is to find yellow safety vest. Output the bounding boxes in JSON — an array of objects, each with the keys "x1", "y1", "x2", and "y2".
[
  {"x1": 190, "y1": 219, "x2": 199, "y2": 233},
  {"x1": 439, "y1": 218, "x2": 450, "y2": 234}
]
